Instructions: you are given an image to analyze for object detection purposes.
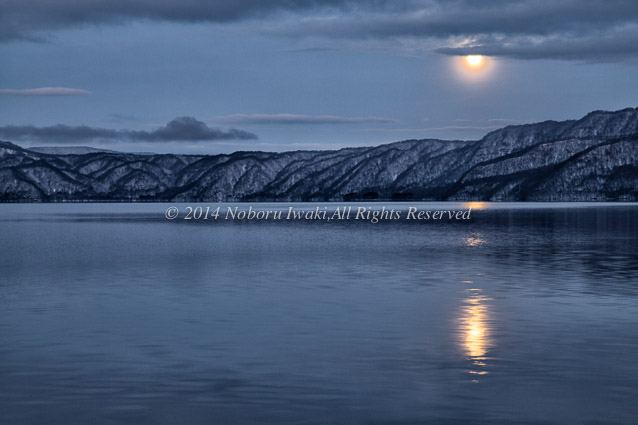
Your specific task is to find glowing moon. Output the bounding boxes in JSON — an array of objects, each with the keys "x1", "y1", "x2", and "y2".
[
  {"x1": 453, "y1": 54, "x2": 492, "y2": 82},
  {"x1": 465, "y1": 55, "x2": 484, "y2": 68}
]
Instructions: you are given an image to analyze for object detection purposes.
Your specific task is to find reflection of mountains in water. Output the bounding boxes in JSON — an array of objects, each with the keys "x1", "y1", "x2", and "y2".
[{"x1": 1, "y1": 107, "x2": 638, "y2": 202}]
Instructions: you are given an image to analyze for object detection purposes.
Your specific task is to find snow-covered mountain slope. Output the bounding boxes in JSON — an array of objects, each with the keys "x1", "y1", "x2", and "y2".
[{"x1": 1, "y1": 108, "x2": 637, "y2": 201}]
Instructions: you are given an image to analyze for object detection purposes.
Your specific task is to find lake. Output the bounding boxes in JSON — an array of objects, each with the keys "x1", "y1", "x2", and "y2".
[{"x1": 1, "y1": 202, "x2": 637, "y2": 425}]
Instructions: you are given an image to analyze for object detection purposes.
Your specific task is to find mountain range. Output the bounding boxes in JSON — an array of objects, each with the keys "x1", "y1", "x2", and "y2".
[{"x1": 1, "y1": 108, "x2": 637, "y2": 202}]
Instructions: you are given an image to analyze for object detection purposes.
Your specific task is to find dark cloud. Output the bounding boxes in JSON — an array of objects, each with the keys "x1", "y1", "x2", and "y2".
[
  {"x1": 434, "y1": 25, "x2": 638, "y2": 62},
  {"x1": 0, "y1": 87, "x2": 91, "y2": 96},
  {"x1": 134, "y1": 117, "x2": 257, "y2": 141},
  {"x1": 3, "y1": 1, "x2": 638, "y2": 62},
  {"x1": 218, "y1": 114, "x2": 396, "y2": 125},
  {"x1": 276, "y1": 1, "x2": 638, "y2": 39},
  {"x1": 270, "y1": 0, "x2": 638, "y2": 62},
  {"x1": 0, "y1": 0, "x2": 374, "y2": 42},
  {"x1": 0, "y1": 117, "x2": 257, "y2": 144}
]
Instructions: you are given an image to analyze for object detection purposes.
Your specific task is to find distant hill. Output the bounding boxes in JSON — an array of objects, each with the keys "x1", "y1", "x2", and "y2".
[
  {"x1": 1, "y1": 107, "x2": 637, "y2": 201},
  {"x1": 27, "y1": 146, "x2": 156, "y2": 156},
  {"x1": 27, "y1": 146, "x2": 121, "y2": 155}
]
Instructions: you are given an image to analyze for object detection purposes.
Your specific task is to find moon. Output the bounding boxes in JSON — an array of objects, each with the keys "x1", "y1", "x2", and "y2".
[
  {"x1": 465, "y1": 55, "x2": 484, "y2": 68},
  {"x1": 453, "y1": 54, "x2": 493, "y2": 82}
]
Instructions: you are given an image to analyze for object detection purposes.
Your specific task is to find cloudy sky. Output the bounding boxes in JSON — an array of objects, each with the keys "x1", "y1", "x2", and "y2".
[{"x1": 1, "y1": 0, "x2": 638, "y2": 153}]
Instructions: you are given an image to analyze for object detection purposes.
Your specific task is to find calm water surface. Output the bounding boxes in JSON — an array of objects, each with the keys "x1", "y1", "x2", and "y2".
[{"x1": 1, "y1": 202, "x2": 637, "y2": 425}]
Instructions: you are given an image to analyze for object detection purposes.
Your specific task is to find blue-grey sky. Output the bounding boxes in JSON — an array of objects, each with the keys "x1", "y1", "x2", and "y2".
[{"x1": 1, "y1": 0, "x2": 638, "y2": 153}]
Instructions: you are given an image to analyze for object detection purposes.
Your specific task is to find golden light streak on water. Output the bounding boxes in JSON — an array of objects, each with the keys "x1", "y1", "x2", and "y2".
[
  {"x1": 463, "y1": 202, "x2": 488, "y2": 210},
  {"x1": 460, "y1": 287, "x2": 492, "y2": 381}
]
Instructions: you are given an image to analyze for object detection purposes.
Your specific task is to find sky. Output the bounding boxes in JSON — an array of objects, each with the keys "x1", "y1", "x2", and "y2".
[{"x1": 1, "y1": 0, "x2": 638, "y2": 154}]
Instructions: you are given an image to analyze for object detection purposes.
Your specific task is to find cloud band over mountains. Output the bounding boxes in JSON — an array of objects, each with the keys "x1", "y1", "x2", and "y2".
[
  {"x1": 3, "y1": 0, "x2": 638, "y2": 62},
  {"x1": 0, "y1": 87, "x2": 92, "y2": 96},
  {"x1": 0, "y1": 117, "x2": 257, "y2": 144},
  {"x1": 218, "y1": 114, "x2": 396, "y2": 125}
]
